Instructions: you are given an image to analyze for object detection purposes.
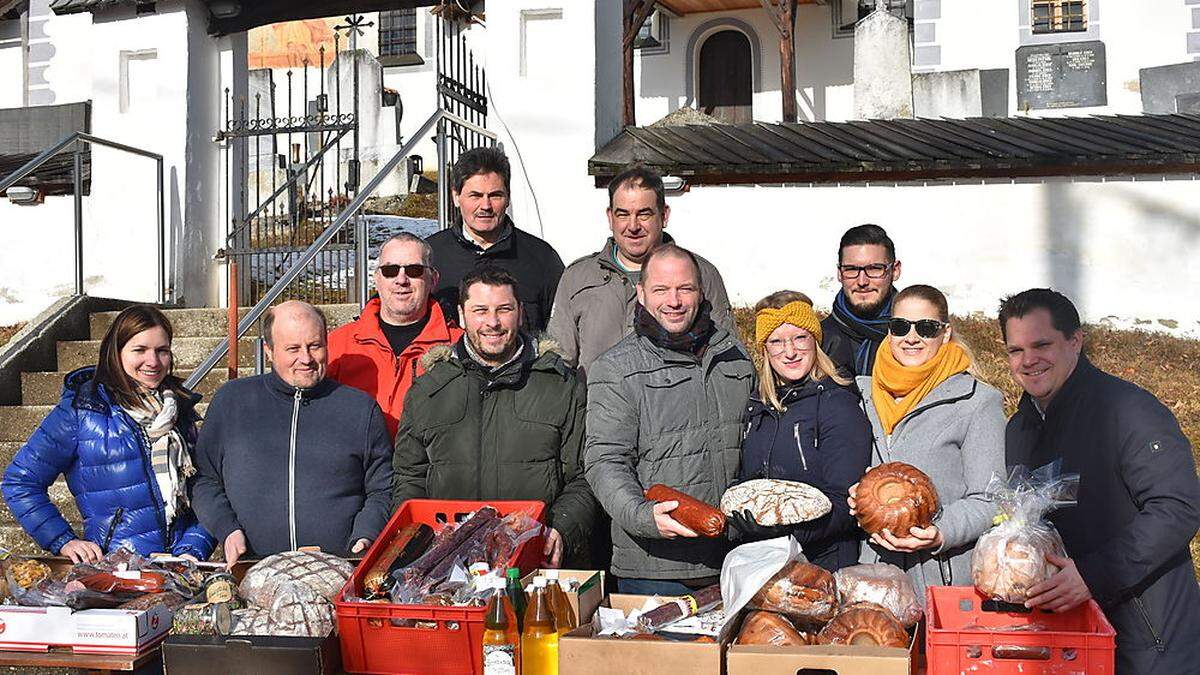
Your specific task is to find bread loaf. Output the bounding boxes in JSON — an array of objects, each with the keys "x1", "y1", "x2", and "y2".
[
  {"x1": 834, "y1": 563, "x2": 921, "y2": 627},
  {"x1": 817, "y1": 605, "x2": 909, "y2": 648},
  {"x1": 972, "y1": 526, "x2": 1065, "y2": 603},
  {"x1": 855, "y1": 462, "x2": 939, "y2": 536},
  {"x1": 748, "y1": 561, "x2": 837, "y2": 625},
  {"x1": 720, "y1": 479, "x2": 833, "y2": 526},
  {"x1": 736, "y1": 610, "x2": 814, "y2": 646}
]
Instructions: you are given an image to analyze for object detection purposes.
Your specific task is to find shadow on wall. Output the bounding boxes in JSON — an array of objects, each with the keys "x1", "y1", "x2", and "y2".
[
  {"x1": 1042, "y1": 181, "x2": 1085, "y2": 306},
  {"x1": 1104, "y1": 184, "x2": 1200, "y2": 238},
  {"x1": 169, "y1": 166, "x2": 182, "y2": 304}
]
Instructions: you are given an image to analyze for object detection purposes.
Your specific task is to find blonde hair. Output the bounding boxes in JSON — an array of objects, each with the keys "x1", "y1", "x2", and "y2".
[
  {"x1": 753, "y1": 290, "x2": 850, "y2": 411},
  {"x1": 892, "y1": 284, "x2": 984, "y2": 380}
]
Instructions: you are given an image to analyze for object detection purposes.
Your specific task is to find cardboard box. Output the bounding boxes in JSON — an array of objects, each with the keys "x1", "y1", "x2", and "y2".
[
  {"x1": 559, "y1": 594, "x2": 731, "y2": 675},
  {"x1": 520, "y1": 569, "x2": 605, "y2": 625},
  {"x1": 0, "y1": 603, "x2": 172, "y2": 655},
  {"x1": 162, "y1": 634, "x2": 341, "y2": 675},
  {"x1": 724, "y1": 611, "x2": 917, "y2": 675}
]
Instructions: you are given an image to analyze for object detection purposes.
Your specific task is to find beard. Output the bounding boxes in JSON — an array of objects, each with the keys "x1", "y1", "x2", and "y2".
[{"x1": 466, "y1": 330, "x2": 519, "y2": 366}]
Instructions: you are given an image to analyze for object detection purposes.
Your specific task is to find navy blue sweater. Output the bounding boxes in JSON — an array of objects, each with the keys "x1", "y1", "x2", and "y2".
[
  {"x1": 192, "y1": 371, "x2": 393, "y2": 558},
  {"x1": 739, "y1": 377, "x2": 872, "y2": 572}
]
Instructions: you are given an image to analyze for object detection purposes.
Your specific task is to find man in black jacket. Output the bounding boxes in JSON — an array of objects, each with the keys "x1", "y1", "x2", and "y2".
[
  {"x1": 426, "y1": 147, "x2": 564, "y2": 332},
  {"x1": 820, "y1": 224, "x2": 902, "y2": 376},
  {"x1": 193, "y1": 301, "x2": 393, "y2": 567},
  {"x1": 1001, "y1": 289, "x2": 1200, "y2": 674}
]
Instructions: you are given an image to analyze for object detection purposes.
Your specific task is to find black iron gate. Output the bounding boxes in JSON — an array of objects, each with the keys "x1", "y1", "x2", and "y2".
[{"x1": 435, "y1": 18, "x2": 491, "y2": 228}]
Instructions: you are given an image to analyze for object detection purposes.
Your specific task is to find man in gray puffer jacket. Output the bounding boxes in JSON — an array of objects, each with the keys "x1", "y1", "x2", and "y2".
[{"x1": 584, "y1": 245, "x2": 753, "y2": 595}]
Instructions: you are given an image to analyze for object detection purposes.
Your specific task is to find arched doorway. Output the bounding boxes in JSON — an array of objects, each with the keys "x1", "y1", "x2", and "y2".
[{"x1": 698, "y1": 29, "x2": 753, "y2": 124}]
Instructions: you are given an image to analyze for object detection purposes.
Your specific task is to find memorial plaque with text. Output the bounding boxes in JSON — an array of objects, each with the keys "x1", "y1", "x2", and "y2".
[{"x1": 1016, "y1": 41, "x2": 1107, "y2": 110}]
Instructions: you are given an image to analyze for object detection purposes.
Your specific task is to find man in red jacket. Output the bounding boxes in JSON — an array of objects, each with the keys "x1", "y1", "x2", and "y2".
[{"x1": 328, "y1": 232, "x2": 463, "y2": 438}]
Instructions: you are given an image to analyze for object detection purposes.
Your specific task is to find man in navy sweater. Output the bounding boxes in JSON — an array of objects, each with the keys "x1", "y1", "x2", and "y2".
[{"x1": 192, "y1": 301, "x2": 393, "y2": 566}]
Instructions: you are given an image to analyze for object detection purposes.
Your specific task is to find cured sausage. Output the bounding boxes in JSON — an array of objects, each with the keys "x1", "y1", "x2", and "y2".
[
  {"x1": 363, "y1": 523, "x2": 434, "y2": 596},
  {"x1": 644, "y1": 485, "x2": 726, "y2": 537}
]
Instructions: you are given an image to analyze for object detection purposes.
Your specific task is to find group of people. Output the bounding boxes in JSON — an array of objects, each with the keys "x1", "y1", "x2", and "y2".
[{"x1": 3, "y1": 146, "x2": 1198, "y2": 673}]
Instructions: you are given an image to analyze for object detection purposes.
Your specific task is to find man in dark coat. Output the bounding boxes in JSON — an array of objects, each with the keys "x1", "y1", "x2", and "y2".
[
  {"x1": 1001, "y1": 288, "x2": 1200, "y2": 675},
  {"x1": 426, "y1": 147, "x2": 564, "y2": 332},
  {"x1": 393, "y1": 267, "x2": 596, "y2": 567},
  {"x1": 820, "y1": 224, "x2": 901, "y2": 376}
]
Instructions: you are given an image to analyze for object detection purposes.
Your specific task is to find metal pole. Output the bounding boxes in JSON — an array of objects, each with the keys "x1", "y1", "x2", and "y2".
[
  {"x1": 356, "y1": 214, "x2": 368, "y2": 307},
  {"x1": 73, "y1": 143, "x2": 84, "y2": 296},
  {"x1": 437, "y1": 118, "x2": 448, "y2": 230},
  {"x1": 157, "y1": 157, "x2": 166, "y2": 304}
]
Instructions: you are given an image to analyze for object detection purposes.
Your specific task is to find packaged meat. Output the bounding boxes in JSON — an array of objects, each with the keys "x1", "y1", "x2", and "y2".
[
  {"x1": 748, "y1": 561, "x2": 837, "y2": 625},
  {"x1": 834, "y1": 563, "x2": 921, "y2": 627},
  {"x1": 644, "y1": 484, "x2": 726, "y2": 537},
  {"x1": 363, "y1": 523, "x2": 434, "y2": 597},
  {"x1": 405, "y1": 507, "x2": 499, "y2": 578},
  {"x1": 636, "y1": 583, "x2": 722, "y2": 632},
  {"x1": 720, "y1": 479, "x2": 832, "y2": 526}
]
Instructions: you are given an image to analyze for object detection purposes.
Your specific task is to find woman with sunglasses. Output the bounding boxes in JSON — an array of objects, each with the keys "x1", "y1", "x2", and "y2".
[
  {"x1": 849, "y1": 284, "x2": 1005, "y2": 600},
  {"x1": 2, "y1": 306, "x2": 215, "y2": 563},
  {"x1": 728, "y1": 291, "x2": 873, "y2": 572}
]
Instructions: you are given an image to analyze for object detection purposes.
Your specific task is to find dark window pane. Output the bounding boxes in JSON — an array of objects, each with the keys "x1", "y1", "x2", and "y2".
[{"x1": 379, "y1": 8, "x2": 418, "y2": 57}]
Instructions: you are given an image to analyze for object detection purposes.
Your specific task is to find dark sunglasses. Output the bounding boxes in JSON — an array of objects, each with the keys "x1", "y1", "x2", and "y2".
[
  {"x1": 378, "y1": 263, "x2": 429, "y2": 279},
  {"x1": 888, "y1": 318, "x2": 947, "y2": 339}
]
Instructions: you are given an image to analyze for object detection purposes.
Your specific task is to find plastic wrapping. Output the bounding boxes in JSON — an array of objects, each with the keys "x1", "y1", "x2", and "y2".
[
  {"x1": 834, "y1": 563, "x2": 921, "y2": 628},
  {"x1": 817, "y1": 604, "x2": 909, "y2": 648},
  {"x1": 971, "y1": 463, "x2": 1078, "y2": 603},
  {"x1": 747, "y1": 561, "x2": 838, "y2": 625},
  {"x1": 645, "y1": 484, "x2": 726, "y2": 537},
  {"x1": 362, "y1": 523, "x2": 434, "y2": 597},
  {"x1": 635, "y1": 583, "x2": 722, "y2": 632},
  {"x1": 236, "y1": 551, "x2": 353, "y2": 638},
  {"x1": 736, "y1": 610, "x2": 812, "y2": 646}
]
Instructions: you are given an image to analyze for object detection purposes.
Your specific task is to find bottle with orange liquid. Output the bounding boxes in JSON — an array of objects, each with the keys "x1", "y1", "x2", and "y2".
[
  {"x1": 545, "y1": 575, "x2": 576, "y2": 635},
  {"x1": 483, "y1": 580, "x2": 520, "y2": 675},
  {"x1": 521, "y1": 577, "x2": 559, "y2": 675}
]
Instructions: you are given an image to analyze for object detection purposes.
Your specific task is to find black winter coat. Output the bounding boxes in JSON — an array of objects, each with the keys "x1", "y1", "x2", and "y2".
[
  {"x1": 738, "y1": 378, "x2": 872, "y2": 572},
  {"x1": 428, "y1": 218, "x2": 565, "y2": 333},
  {"x1": 1006, "y1": 356, "x2": 1200, "y2": 675}
]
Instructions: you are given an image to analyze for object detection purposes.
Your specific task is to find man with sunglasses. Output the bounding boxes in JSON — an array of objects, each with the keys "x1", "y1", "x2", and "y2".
[
  {"x1": 328, "y1": 233, "x2": 463, "y2": 439},
  {"x1": 821, "y1": 224, "x2": 902, "y2": 376}
]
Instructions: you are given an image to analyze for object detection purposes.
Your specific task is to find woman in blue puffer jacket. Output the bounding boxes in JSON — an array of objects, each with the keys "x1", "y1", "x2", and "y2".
[
  {"x1": 728, "y1": 291, "x2": 872, "y2": 572},
  {"x1": 2, "y1": 305, "x2": 215, "y2": 562}
]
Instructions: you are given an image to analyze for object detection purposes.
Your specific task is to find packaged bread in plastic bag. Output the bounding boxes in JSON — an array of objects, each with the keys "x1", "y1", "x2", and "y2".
[
  {"x1": 834, "y1": 563, "x2": 921, "y2": 627},
  {"x1": 971, "y1": 463, "x2": 1078, "y2": 604},
  {"x1": 236, "y1": 550, "x2": 353, "y2": 637}
]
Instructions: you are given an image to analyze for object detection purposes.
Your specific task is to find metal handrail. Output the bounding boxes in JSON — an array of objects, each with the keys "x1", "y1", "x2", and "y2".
[
  {"x1": 183, "y1": 109, "x2": 496, "y2": 390},
  {"x1": 0, "y1": 132, "x2": 167, "y2": 303}
]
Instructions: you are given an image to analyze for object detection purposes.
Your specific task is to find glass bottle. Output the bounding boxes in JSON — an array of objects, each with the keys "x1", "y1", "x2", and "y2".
[
  {"x1": 506, "y1": 567, "x2": 527, "y2": 632},
  {"x1": 545, "y1": 576, "x2": 576, "y2": 635},
  {"x1": 483, "y1": 582, "x2": 520, "y2": 675},
  {"x1": 521, "y1": 577, "x2": 559, "y2": 675}
]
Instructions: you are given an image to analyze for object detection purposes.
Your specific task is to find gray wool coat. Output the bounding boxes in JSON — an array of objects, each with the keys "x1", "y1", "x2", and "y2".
[{"x1": 855, "y1": 372, "x2": 1006, "y2": 603}]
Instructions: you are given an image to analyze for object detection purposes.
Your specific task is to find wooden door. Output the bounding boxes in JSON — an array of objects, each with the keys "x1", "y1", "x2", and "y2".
[{"x1": 698, "y1": 30, "x2": 753, "y2": 124}]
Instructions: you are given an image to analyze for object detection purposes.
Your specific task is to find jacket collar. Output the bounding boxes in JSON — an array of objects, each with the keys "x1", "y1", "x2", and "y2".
[
  {"x1": 858, "y1": 370, "x2": 978, "y2": 415},
  {"x1": 352, "y1": 297, "x2": 457, "y2": 354},
  {"x1": 64, "y1": 366, "x2": 201, "y2": 415},
  {"x1": 635, "y1": 324, "x2": 743, "y2": 369},
  {"x1": 592, "y1": 232, "x2": 680, "y2": 276},
  {"x1": 263, "y1": 368, "x2": 337, "y2": 400},
  {"x1": 452, "y1": 215, "x2": 516, "y2": 254}
]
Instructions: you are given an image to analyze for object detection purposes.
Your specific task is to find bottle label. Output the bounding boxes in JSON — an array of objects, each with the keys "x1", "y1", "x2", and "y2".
[{"x1": 483, "y1": 644, "x2": 517, "y2": 675}]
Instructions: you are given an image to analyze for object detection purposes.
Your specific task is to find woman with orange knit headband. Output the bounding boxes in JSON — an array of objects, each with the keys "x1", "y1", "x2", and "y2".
[
  {"x1": 727, "y1": 291, "x2": 873, "y2": 572},
  {"x1": 847, "y1": 284, "x2": 1006, "y2": 603}
]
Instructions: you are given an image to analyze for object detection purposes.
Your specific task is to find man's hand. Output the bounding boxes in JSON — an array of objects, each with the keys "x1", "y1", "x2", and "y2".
[
  {"x1": 1026, "y1": 553, "x2": 1092, "y2": 612},
  {"x1": 350, "y1": 539, "x2": 371, "y2": 555},
  {"x1": 847, "y1": 483, "x2": 858, "y2": 515},
  {"x1": 60, "y1": 539, "x2": 103, "y2": 564},
  {"x1": 652, "y1": 501, "x2": 699, "y2": 539},
  {"x1": 543, "y1": 528, "x2": 564, "y2": 568},
  {"x1": 178, "y1": 553, "x2": 199, "y2": 563},
  {"x1": 223, "y1": 530, "x2": 247, "y2": 570},
  {"x1": 869, "y1": 524, "x2": 942, "y2": 553}
]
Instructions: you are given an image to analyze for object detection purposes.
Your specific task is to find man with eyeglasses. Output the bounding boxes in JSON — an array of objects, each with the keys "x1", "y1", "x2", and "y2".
[
  {"x1": 548, "y1": 165, "x2": 733, "y2": 377},
  {"x1": 328, "y1": 233, "x2": 463, "y2": 439},
  {"x1": 821, "y1": 224, "x2": 902, "y2": 377}
]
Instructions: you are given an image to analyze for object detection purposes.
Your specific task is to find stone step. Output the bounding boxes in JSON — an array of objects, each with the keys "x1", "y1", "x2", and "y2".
[
  {"x1": 0, "y1": 479, "x2": 80, "y2": 525},
  {"x1": 57, "y1": 337, "x2": 261, "y2": 371},
  {"x1": 0, "y1": 403, "x2": 208, "y2": 443},
  {"x1": 21, "y1": 367, "x2": 259, "y2": 405},
  {"x1": 89, "y1": 303, "x2": 360, "y2": 339}
]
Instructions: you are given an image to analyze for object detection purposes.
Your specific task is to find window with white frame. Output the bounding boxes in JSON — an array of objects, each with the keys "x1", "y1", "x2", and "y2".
[{"x1": 1032, "y1": 0, "x2": 1086, "y2": 34}]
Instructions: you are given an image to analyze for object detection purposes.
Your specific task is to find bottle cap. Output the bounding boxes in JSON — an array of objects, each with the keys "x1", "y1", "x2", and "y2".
[
  {"x1": 533, "y1": 576, "x2": 548, "y2": 588},
  {"x1": 506, "y1": 567, "x2": 520, "y2": 580},
  {"x1": 544, "y1": 569, "x2": 559, "y2": 580}
]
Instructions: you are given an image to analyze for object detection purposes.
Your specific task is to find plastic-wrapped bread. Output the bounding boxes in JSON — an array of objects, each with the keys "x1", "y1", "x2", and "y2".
[
  {"x1": 834, "y1": 563, "x2": 921, "y2": 627},
  {"x1": 817, "y1": 604, "x2": 909, "y2": 648},
  {"x1": 736, "y1": 610, "x2": 813, "y2": 646},
  {"x1": 636, "y1": 583, "x2": 722, "y2": 632},
  {"x1": 644, "y1": 484, "x2": 726, "y2": 537},
  {"x1": 720, "y1": 479, "x2": 832, "y2": 526},
  {"x1": 748, "y1": 561, "x2": 837, "y2": 625}
]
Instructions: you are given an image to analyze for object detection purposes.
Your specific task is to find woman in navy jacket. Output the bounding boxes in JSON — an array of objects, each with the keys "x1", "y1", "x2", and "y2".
[
  {"x1": 2, "y1": 306, "x2": 214, "y2": 562},
  {"x1": 731, "y1": 291, "x2": 872, "y2": 572}
]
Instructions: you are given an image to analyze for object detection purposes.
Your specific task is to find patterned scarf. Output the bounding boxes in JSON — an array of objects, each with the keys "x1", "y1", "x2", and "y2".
[
  {"x1": 126, "y1": 389, "x2": 193, "y2": 525},
  {"x1": 634, "y1": 300, "x2": 716, "y2": 356},
  {"x1": 831, "y1": 288, "x2": 896, "y2": 374}
]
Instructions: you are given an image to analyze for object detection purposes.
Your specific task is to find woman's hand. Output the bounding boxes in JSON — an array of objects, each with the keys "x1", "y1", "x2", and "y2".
[
  {"x1": 869, "y1": 524, "x2": 942, "y2": 553},
  {"x1": 60, "y1": 539, "x2": 103, "y2": 564}
]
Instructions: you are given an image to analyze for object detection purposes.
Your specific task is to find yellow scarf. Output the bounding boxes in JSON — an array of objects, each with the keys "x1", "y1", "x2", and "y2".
[{"x1": 871, "y1": 339, "x2": 971, "y2": 435}]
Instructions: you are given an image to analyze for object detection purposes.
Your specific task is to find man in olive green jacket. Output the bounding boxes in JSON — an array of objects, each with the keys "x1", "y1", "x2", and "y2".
[{"x1": 393, "y1": 267, "x2": 596, "y2": 566}]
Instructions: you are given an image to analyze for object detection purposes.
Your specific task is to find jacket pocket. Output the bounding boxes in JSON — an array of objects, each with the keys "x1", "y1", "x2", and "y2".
[{"x1": 640, "y1": 372, "x2": 697, "y2": 436}]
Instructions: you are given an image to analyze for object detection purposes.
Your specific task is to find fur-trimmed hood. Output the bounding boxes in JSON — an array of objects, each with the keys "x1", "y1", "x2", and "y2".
[{"x1": 419, "y1": 334, "x2": 564, "y2": 371}]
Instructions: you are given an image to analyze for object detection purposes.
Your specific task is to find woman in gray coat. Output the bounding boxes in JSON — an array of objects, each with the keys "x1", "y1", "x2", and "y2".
[{"x1": 849, "y1": 284, "x2": 1005, "y2": 603}]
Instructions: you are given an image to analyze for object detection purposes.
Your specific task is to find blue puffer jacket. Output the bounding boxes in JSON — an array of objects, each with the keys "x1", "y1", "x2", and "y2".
[
  {"x1": 1, "y1": 367, "x2": 215, "y2": 558},
  {"x1": 739, "y1": 377, "x2": 872, "y2": 572}
]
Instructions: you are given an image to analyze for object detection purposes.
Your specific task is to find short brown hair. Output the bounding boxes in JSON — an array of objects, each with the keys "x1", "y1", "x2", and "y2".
[{"x1": 94, "y1": 305, "x2": 184, "y2": 409}]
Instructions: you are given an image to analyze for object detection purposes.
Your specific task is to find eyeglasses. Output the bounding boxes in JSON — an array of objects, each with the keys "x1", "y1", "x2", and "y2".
[
  {"x1": 764, "y1": 334, "x2": 814, "y2": 355},
  {"x1": 888, "y1": 318, "x2": 947, "y2": 339},
  {"x1": 378, "y1": 263, "x2": 429, "y2": 279},
  {"x1": 838, "y1": 263, "x2": 893, "y2": 280}
]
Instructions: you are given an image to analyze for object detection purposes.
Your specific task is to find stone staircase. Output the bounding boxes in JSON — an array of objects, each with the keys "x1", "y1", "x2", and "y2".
[{"x1": 0, "y1": 303, "x2": 359, "y2": 556}]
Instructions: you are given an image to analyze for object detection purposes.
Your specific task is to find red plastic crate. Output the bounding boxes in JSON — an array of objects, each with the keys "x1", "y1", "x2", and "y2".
[
  {"x1": 925, "y1": 586, "x2": 1115, "y2": 675},
  {"x1": 335, "y1": 499, "x2": 546, "y2": 675}
]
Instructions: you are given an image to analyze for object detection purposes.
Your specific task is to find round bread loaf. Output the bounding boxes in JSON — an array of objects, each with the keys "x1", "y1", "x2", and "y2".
[
  {"x1": 972, "y1": 527, "x2": 1065, "y2": 603},
  {"x1": 834, "y1": 563, "x2": 922, "y2": 628},
  {"x1": 748, "y1": 561, "x2": 838, "y2": 625},
  {"x1": 855, "y1": 462, "x2": 939, "y2": 536},
  {"x1": 736, "y1": 611, "x2": 814, "y2": 646},
  {"x1": 721, "y1": 479, "x2": 833, "y2": 526},
  {"x1": 817, "y1": 605, "x2": 909, "y2": 648}
]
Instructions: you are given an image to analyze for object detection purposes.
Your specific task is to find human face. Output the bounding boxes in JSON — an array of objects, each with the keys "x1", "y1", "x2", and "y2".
[
  {"x1": 636, "y1": 254, "x2": 702, "y2": 335},
  {"x1": 266, "y1": 304, "x2": 327, "y2": 389},
  {"x1": 888, "y1": 297, "x2": 949, "y2": 368},
  {"x1": 120, "y1": 326, "x2": 172, "y2": 390},
  {"x1": 453, "y1": 172, "x2": 509, "y2": 242},
  {"x1": 1003, "y1": 308, "x2": 1083, "y2": 409},
  {"x1": 765, "y1": 324, "x2": 816, "y2": 384},
  {"x1": 460, "y1": 283, "x2": 522, "y2": 367},
  {"x1": 607, "y1": 184, "x2": 668, "y2": 269},
  {"x1": 374, "y1": 239, "x2": 437, "y2": 325},
  {"x1": 838, "y1": 244, "x2": 901, "y2": 317}
]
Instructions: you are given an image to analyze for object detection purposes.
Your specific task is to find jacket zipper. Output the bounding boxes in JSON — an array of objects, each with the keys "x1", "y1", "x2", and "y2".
[
  {"x1": 288, "y1": 388, "x2": 302, "y2": 550},
  {"x1": 793, "y1": 423, "x2": 808, "y2": 471},
  {"x1": 1132, "y1": 596, "x2": 1166, "y2": 652}
]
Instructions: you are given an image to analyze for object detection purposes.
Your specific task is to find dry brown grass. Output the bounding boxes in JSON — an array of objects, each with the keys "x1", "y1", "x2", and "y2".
[
  {"x1": 0, "y1": 323, "x2": 24, "y2": 349},
  {"x1": 734, "y1": 306, "x2": 1200, "y2": 577}
]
